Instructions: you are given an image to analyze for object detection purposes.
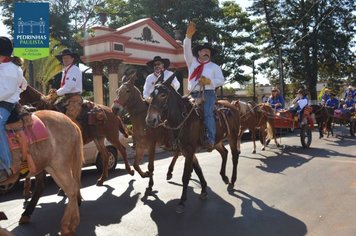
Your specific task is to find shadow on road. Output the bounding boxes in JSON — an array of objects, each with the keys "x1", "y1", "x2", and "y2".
[
  {"x1": 141, "y1": 179, "x2": 307, "y2": 236},
  {"x1": 9, "y1": 180, "x2": 139, "y2": 236}
]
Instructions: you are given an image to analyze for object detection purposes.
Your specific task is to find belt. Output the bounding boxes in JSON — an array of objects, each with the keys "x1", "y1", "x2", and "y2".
[{"x1": 0, "y1": 101, "x2": 15, "y2": 112}]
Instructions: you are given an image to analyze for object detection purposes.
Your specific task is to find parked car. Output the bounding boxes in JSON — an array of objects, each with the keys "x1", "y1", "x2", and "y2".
[{"x1": 0, "y1": 132, "x2": 130, "y2": 194}]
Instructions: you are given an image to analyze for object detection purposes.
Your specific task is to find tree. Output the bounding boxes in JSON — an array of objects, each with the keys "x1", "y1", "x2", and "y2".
[{"x1": 250, "y1": 0, "x2": 355, "y2": 100}]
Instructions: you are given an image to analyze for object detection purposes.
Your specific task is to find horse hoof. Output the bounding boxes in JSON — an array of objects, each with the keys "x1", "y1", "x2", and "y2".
[
  {"x1": 176, "y1": 204, "x2": 185, "y2": 214},
  {"x1": 252, "y1": 150, "x2": 256, "y2": 154},
  {"x1": 199, "y1": 192, "x2": 208, "y2": 200},
  {"x1": 19, "y1": 215, "x2": 31, "y2": 224},
  {"x1": 129, "y1": 170, "x2": 135, "y2": 176},
  {"x1": 166, "y1": 173, "x2": 172, "y2": 180},
  {"x1": 96, "y1": 180, "x2": 104, "y2": 186},
  {"x1": 145, "y1": 187, "x2": 152, "y2": 195},
  {"x1": 222, "y1": 176, "x2": 229, "y2": 185},
  {"x1": 227, "y1": 183, "x2": 234, "y2": 191},
  {"x1": 261, "y1": 147, "x2": 265, "y2": 151}
]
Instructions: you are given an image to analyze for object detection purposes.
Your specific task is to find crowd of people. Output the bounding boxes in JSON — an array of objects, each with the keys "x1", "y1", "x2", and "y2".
[
  {"x1": 264, "y1": 85, "x2": 356, "y2": 116},
  {"x1": 320, "y1": 86, "x2": 356, "y2": 114}
]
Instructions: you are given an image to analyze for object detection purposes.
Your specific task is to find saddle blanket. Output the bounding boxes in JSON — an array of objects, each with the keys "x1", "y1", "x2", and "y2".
[{"x1": 6, "y1": 115, "x2": 49, "y2": 150}]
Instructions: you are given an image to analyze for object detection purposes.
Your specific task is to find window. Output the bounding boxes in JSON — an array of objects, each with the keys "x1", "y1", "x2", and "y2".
[{"x1": 114, "y1": 43, "x2": 124, "y2": 52}]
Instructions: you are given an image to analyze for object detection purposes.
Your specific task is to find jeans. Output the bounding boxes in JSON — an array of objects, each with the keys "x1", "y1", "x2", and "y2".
[
  {"x1": 192, "y1": 90, "x2": 216, "y2": 144},
  {"x1": 0, "y1": 107, "x2": 12, "y2": 170}
]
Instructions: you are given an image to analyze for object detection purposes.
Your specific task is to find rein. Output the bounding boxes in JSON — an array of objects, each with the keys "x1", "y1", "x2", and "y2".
[{"x1": 159, "y1": 102, "x2": 197, "y2": 130}]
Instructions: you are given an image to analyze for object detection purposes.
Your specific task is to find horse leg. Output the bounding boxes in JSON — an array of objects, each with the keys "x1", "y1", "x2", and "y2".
[
  {"x1": 176, "y1": 150, "x2": 194, "y2": 214},
  {"x1": 47, "y1": 169, "x2": 80, "y2": 235},
  {"x1": 192, "y1": 154, "x2": 207, "y2": 200},
  {"x1": 23, "y1": 176, "x2": 32, "y2": 200},
  {"x1": 260, "y1": 127, "x2": 266, "y2": 151},
  {"x1": 94, "y1": 138, "x2": 109, "y2": 186},
  {"x1": 19, "y1": 171, "x2": 46, "y2": 224},
  {"x1": 228, "y1": 135, "x2": 240, "y2": 190},
  {"x1": 214, "y1": 143, "x2": 229, "y2": 184},
  {"x1": 167, "y1": 151, "x2": 179, "y2": 180},
  {"x1": 251, "y1": 128, "x2": 256, "y2": 154},
  {"x1": 110, "y1": 137, "x2": 134, "y2": 176},
  {"x1": 133, "y1": 146, "x2": 150, "y2": 178},
  {"x1": 145, "y1": 145, "x2": 156, "y2": 195}
]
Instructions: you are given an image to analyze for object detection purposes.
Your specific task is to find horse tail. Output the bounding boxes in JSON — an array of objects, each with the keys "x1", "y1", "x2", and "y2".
[
  {"x1": 73, "y1": 125, "x2": 84, "y2": 199},
  {"x1": 266, "y1": 120, "x2": 275, "y2": 140}
]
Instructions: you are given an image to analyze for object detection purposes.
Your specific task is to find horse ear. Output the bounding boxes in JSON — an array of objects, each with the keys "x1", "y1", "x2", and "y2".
[{"x1": 163, "y1": 71, "x2": 176, "y2": 86}]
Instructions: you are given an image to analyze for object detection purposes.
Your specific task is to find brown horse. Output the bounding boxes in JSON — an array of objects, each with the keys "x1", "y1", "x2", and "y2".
[
  {"x1": 232, "y1": 101, "x2": 279, "y2": 153},
  {"x1": 112, "y1": 72, "x2": 181, "y2": 193},
  {"x1": 19, "y1": 85, "x2": 134, "y2": 185},
  {"x1": 310, "y1": 104, "x2": 333, "y2": 138},
  {"x1": 145, "y1": 74, "x2": 241, "y2": 213},
  {"x1": 1, "y1": 110, "x2": 83, "y2": 235}
]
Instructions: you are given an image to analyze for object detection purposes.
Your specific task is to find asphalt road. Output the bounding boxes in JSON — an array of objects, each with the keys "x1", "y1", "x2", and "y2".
[{"x1": 0, "y1": 126, "x2": 355, "y2": 236}]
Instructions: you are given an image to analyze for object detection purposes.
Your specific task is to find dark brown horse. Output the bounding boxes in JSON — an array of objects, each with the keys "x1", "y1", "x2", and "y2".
[
  {"x1": 145, "y1": 74, "x2": 241, "y2": 213},
  {"x1": 232, "y1": 101, "x2": 279, "y2": 153},
  {"x1": 19, "y1": 85, "x2": 134, "y2": 185},
  {"x1": 310, "y1": 104, "x2": 333, "y2": 138},
  {"x1": 112, "y1": 72, "x2": 181, "y2": 193},
  {"x1": 1, "y1": 110, "x2": 83, "y2": 235}
]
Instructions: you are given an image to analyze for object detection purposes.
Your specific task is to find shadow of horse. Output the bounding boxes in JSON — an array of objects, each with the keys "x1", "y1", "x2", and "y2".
[
  {"x1": 9, "y1": 180, "x2": 138, "y2": 236},
  {"x1": 140, "y1": 181, "x2": 307, "y2": 236}
]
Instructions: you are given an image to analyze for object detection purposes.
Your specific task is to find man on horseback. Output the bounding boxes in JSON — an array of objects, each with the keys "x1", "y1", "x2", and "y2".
[
  {"x1": 46, "y1": 49, "x2": 83, "y2": 121},
  {"x1": 184, "y1": 22, "x2": 225, "y2": 151},
  {"x1": 143, "y1": 56, "x2": 180, "y2": 101},
  {"x1": 0, "y1": 36, "x2": 27, "y2": 182}
]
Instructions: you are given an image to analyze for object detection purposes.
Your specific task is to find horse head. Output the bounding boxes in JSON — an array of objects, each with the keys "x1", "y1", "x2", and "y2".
[
  {"x1": 112, "y1": 69, "x2": 140, "y2": 115},
  {"x1": 146, "y1": 72, "x2": 182, "y2": 128}
]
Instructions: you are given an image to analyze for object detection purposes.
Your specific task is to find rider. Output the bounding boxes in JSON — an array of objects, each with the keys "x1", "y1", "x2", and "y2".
[
  {"x1": 321, "y1": 88, "x2": 331, "y2": 105},
  {"x1": 267, "y1": 87, "x2": 284, "y2": 111},
  {"x1": 342, "y1": 93, "x2": 355, "y2": 114},
  {"x1": 0, "y1": 36, "x2": 27, "y2": 182},
  {"x1": 47, "y1": 49, "x2": 83, "y2": 121},
  {"x1": 289, "y1": 88, "x2": 308, "y2": 124},
  {"x1": 184, "y1": 22, "x2": 225, "y2": 151},
  {"x1": 325, "y1": 92, "x2": 339, "y2": 109},
  {"x1": 344, "y1": 85, "x2": 355, "y2": 100},
  {"x1": 143, "y1": 56, "x2": 180, "y2": 101}
]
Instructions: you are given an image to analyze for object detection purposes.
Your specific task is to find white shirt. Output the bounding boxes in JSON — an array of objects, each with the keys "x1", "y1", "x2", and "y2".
[
  {"x1": 0, "y1": 62, "x2": 27, "y2": 103},
  {"x1": 183, "y1": 37, "x2": 225, "y2": 92},
  {"x1": 143, "y1": 70, "x2": 180, "y2": 99},
  {"x1": 56, "y1": 64, "x2": 82, "y2": 96}
]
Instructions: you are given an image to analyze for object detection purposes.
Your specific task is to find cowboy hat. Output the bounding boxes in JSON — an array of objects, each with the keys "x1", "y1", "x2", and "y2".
[
  {"x1": 271, "y1": 87, "x2": 280, "y2": 93},
  {"x1": 55, "y1": 49, "x2": 79, "y2": 62},
  {"x1": 146, "y1": 56, "x2": 170, "y2": 69},
  {"x1": 192, "y1": 42, "x2": 218, "y2": 58},
  {"x1": 0, "y1": 36, "x2": 13, "y2": 57}
]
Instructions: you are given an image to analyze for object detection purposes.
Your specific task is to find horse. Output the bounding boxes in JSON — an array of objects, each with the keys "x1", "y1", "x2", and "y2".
[
  {"x1": 310, "y1": 104, "x2": 333, "y2": 138},
  {"x1": 1, "y1": 110, "x2": 83, "y2": 235},
  {"x1": 19, "y1": 85, "x2": 134, "y2": 185},
  {"x1": 145, "y1": 74, "x2": 241, "y2": 213},
  {"x1": 112, "y1": 72, "x2": 181, "y2": 193},
  {"x1": 232, "y1": 101, "x2": 279, "y2": 153}
]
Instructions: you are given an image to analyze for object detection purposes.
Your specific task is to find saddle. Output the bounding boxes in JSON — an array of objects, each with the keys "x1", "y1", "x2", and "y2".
[
  {"x1": 80, "y1": 100, "x2": 107, "y2": 126},
  {"x1": 5, "y1": 104, "x2": 49, "y2": 176}
]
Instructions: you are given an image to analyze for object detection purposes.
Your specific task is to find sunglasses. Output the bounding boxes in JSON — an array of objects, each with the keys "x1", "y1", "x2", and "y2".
[{"x1": 154, "y1": 62, "x2": 163, "y2": 66}]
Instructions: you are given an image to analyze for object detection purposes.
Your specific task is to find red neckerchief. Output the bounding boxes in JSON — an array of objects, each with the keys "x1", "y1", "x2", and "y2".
[
  {"x1": 189, "y1": 60, "x2": 210, "y2": 81},
  {"x1": 1, "y1": 57, "x2": 11, "y2": 63},
  {"x1": 60, "y1": 64, "x2": 74, "y2": 87}
]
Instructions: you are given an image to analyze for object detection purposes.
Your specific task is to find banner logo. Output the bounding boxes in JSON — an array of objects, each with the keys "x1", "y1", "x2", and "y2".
[{"x1": 14, "y1": 2, "x2": 49, "y2": 60}]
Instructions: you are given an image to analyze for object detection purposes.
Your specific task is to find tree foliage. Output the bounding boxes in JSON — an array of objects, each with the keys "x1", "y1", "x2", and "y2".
[{"x1": 250, "y1": 0, "x2": 355, "y2": 99}]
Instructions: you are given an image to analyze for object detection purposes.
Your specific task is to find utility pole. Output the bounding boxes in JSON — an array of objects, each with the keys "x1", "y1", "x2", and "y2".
[
  {"x1": 278, "y1": 47, "x2": 284, "y2": 97},
  {"x1": 252, "y1": 60, "x2": 256, "y2": 102}
]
